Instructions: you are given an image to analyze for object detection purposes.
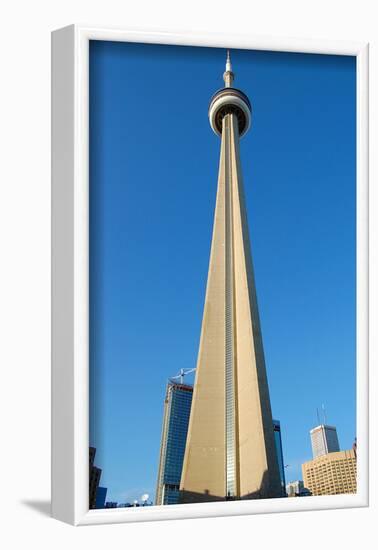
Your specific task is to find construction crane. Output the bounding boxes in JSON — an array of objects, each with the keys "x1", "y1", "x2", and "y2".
[{"x1": 169, "y1": 368, "x2": 196, "y2": 385}]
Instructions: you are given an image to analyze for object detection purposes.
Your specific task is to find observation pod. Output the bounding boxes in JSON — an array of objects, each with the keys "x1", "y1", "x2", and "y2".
[{"x1": 208, "y1": 87, "x2": 252, "y2": 138}]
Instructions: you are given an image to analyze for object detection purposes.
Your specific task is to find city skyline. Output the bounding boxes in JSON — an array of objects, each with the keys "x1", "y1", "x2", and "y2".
[{"x1": 89, "y1": 41, "x2": 356, "y2": 503}]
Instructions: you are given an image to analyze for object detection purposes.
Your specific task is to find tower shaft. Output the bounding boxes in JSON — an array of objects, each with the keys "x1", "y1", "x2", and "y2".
[{"x1": 180, "y1": 110, "x2": 282, "y2": 502}]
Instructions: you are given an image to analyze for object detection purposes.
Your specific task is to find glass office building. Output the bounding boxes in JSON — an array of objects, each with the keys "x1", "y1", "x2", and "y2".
[
  {"x1": 310, "y1": 424, "x2": 340, "y2": 458},
  {"x1": 273, "y1": 419, "x2": 286, "y2": 495},
  {"x1": 155, "y1": 383, "x2": 193, "y2": 505}
]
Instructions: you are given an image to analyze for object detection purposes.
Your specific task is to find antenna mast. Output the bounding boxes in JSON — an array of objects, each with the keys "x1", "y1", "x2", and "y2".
[
  {"x1": 322, "y1": 403, "x2": 327, "y2": 425},
  {"x1": 223, "y1": 49, "x2": 234, "y2": 88}
]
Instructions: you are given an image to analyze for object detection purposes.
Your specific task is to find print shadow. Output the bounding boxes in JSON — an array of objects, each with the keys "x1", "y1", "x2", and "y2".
[{"x1": 21, "y1": 499, "x2": 51, "y2": 517}]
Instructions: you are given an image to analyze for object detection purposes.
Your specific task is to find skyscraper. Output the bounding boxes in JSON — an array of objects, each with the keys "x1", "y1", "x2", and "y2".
[
  {"x1": 179, "y1": 52, "x2": 282, "y2": 503},
  {"x1": 155, "y1": 382, "x2": 193, "y2": 505},
  {"x1": 310, "y1": 424, "x2": 340, "y2": 458},
  {"x1": 273, "y1": 419, "x2": 286, "y2": 495}
]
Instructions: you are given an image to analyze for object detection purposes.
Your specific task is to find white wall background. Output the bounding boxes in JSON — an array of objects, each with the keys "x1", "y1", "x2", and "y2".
[{"x1": 0, "y1": 1, "x2": 376, "y2": 548}]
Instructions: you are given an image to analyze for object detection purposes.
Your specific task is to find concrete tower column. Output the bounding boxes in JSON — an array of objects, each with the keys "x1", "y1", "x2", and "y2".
[{"x1": 180, "y1": 52, "x2": 282, "y2": 503}]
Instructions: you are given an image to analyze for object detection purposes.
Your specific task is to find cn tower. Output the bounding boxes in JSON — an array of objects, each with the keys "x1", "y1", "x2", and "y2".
[{"x1": 180, "y1": 51, "x2": 282, "y2": 502}]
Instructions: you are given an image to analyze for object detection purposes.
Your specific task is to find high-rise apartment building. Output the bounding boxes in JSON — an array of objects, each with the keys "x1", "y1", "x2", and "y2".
[
  {"x1": 310, "y1": 424, "x2": 340, "y2": 458},
  {"x1": 302, "y1": 449, "x2": 356, "y2": 496},
  {"x1": 179, "y1": 52, "x2": 281, "y2": 503},
  {"x1": 155, "y1": 382, "x2": 193, "y2": 505}
]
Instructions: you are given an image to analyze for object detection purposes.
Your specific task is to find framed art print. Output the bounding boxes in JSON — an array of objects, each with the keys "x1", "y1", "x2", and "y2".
[{"x1": 51, "y1": 25, "x2": 369, "y2": 525}]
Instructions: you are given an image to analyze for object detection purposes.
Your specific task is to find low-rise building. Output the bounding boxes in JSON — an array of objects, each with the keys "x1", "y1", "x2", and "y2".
[{"x1": 286, "y1": 480, "x2": 311, "y2": 497}]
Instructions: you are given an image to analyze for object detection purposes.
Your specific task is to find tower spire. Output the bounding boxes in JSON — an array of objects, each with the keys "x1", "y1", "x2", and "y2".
[{"x1": 223, "y1": 49, "x2": 234, "y2": 87}]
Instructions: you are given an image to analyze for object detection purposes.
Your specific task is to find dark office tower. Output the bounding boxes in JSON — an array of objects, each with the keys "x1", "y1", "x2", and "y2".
[
  {"x1": 155, "y1": 382, "x2": 193, "y2": 505},
  {"x1": 89, "y1": 446, "x2": 96, "y2": 467},
  {"x1": 89, "y1": 446, "x2": 102, "y2": 509},
  {"x1": 95, "y1": 486, "x2": 108, "y2": 509},
  {"x1": 273, "y1": 419, "x2": 286, "y2": 496}
]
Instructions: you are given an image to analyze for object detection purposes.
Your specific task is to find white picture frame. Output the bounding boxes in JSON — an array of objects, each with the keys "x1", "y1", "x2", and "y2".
[{"x1": 51, "y1": 24, "x2": 369, "y2": 526}]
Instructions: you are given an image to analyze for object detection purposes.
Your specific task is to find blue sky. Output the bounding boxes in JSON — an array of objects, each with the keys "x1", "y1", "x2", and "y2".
[{"x1": 89, "y1": 41, "x2": 356, "y2": 504}]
